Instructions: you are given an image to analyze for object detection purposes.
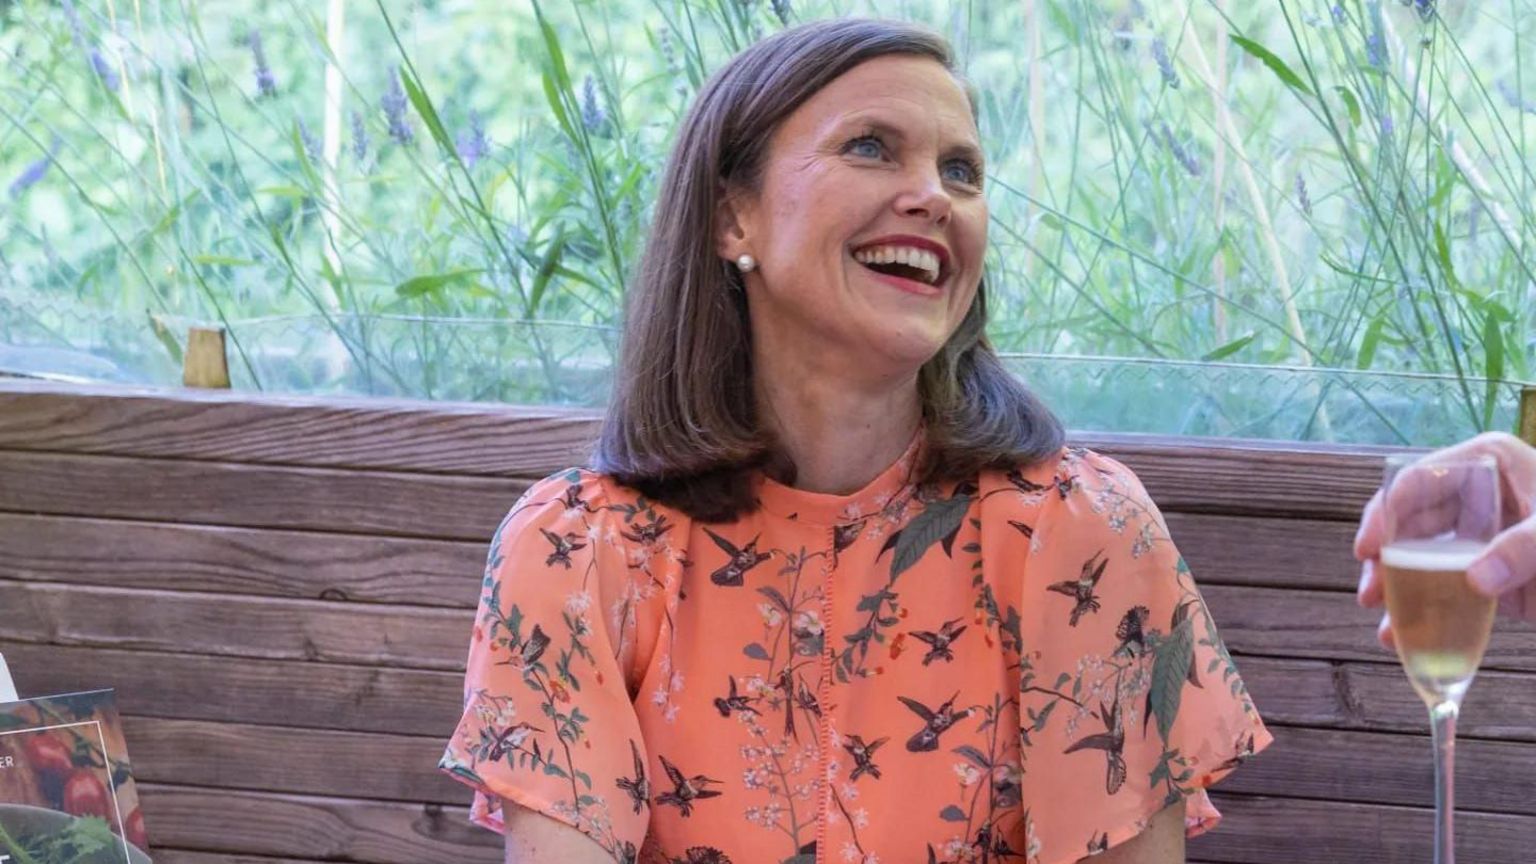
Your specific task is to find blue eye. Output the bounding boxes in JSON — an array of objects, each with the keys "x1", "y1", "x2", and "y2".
[
  {"x1": 846, "y1": 135, "x2": 884, "y2": 159},
  {"x1": 943, "y1": 161, "x2": 982, "y2": 185}
]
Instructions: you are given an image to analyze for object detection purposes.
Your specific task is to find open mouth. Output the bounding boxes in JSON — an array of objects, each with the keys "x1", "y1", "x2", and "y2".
[{"x1": 850, "y1": 245, "x2": 951, "y2": 290}]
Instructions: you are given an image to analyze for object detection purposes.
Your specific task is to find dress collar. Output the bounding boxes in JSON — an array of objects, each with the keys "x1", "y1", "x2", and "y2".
[{"x1": 753, "y1": 422, "x2": 927, "y2": 525}]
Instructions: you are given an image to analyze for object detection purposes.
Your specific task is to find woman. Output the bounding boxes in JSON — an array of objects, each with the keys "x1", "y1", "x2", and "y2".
[{"x1": 440, "y1": 18, "x2": 1270, "y2": 864}]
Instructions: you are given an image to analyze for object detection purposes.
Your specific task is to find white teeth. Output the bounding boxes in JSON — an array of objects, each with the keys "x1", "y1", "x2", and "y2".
[{"x1": 852, "y1": 244, "x2": 944, "y2": 285}]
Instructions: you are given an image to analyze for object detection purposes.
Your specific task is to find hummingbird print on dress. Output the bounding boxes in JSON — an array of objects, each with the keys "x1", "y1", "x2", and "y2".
[
  {"x1": 1064, "y1": 699, "x2": 1127, "y2": 795},
  {"x1": 513, "y1": 624, "x2": 551, "y2": 669},
  {"x1": 486, "y1": 721, "x2": 542, "y2": 762},
  {"x1": 615, "y1": 738, "x2": 649, "y2": 814},
  {"x1": 702, "y1": 527, "x2": 772, "y2": 587},
  {"x1": 558, "y1": 483, "x2": 591, "y2": 513},
  {"x1": 831, "y1": 522, "x2": 861, "y2": 566},
  {"x1": 1113, "y1": 605, "x2": 1149, "y2": 658},
  {"x1": 670, "y1": 849, "x2": 732, "y2": 864},
  {"x1": 897, "y1": 692, "x2": 974, "y2": 752},
  {"x1": 622, "y1": 514, "x2": 674, "y2": 546},
  {"x1": 909, "y1": 618, "x2": 967, "y2": 665},
  {"x1": 539, "y1": 528, "x2": 587, "y2": 569},
  {"x1": 1047, "y1": 550, "x2": 1108, "y2": 626},
  {"x1": 843, "y1": 734, "x2": 889, "y2": 781},
  {"x1": 654, "y1": 754, "x2": 723, "y2": 817},
  {"x1": 713, "y1": 676, "x2": 758, "y2": 718}
]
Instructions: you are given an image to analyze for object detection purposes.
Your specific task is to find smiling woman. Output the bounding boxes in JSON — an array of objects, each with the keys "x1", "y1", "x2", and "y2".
[{"x1": 438, "y1": 17, "x2": 1271, "y2": 864}]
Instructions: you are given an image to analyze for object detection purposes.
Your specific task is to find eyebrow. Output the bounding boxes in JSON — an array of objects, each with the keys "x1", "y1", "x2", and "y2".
[{"x1": 839, "y1": 115, "x2": 986, "y2": 168}]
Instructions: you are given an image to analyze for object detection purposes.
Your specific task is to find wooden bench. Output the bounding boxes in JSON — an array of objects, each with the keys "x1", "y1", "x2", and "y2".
[{"x1": 1, "y1": 377, "x2": 1534, "y2": 863}]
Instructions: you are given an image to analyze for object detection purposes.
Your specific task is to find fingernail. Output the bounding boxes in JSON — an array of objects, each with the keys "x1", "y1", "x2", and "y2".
[{"x1": 1470, "y1": 557, "x2": 1512, "y2": 595}]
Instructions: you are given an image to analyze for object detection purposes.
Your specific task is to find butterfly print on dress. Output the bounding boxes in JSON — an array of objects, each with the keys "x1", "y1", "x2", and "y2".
[
  {"x1": 654, "y1": 754, "x2": 723, "y2": 817},
  {"x1": 701, "y1": 527, "x2": 772, "y2": 587},
  {"x1": 1047, "y1": 550, "x2": 1108, "y2": 626}
]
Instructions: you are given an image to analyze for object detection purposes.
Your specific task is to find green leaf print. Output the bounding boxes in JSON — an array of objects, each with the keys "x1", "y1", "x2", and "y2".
[
  {"x1": 1147, "y1": 617, "x2": 1195, "y2": 742},
  {"x1": 891, "y1": 494, "x2": 971, "y2": 577}
]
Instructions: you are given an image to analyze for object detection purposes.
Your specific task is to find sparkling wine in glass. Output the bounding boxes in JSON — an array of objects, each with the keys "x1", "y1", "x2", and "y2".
[{"x1": 1378, "y1": 454, "x2": 1501, "y2": 864}]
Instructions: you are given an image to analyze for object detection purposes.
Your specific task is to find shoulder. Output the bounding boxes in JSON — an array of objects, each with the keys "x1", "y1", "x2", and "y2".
[
  {"x1": 492, "y1": 467, "x2": 634, "y2": 543},
  {"x1": 977, "y1": 446, "x2": 1151, "y2": 512},
  {"x1": 975, "y1": 446, "x2": 1162, "y2": 544}
]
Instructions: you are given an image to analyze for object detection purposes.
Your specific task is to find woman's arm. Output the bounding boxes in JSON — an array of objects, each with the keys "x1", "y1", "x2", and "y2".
[
  {"x1": 501, "y1": 799, "x2": 613, "y2": 864},
  {"x1": 1076, "y1": 800, "x2": 1186, "y2": 864}
]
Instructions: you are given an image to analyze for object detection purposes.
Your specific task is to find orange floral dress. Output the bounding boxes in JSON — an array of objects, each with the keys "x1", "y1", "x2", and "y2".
[{"x1": 440, "y1": 425, "x2": 1271, "y2": 864}]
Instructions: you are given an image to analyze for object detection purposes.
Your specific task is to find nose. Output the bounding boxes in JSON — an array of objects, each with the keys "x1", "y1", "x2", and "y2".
[{"x1": 895, "y1": 167, "x2": 952, "y2": 226}]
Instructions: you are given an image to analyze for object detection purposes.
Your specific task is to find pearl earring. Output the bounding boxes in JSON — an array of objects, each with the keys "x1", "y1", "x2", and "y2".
[{"x1": 736, "y1": 254, "x2": 757, "y2": 273}]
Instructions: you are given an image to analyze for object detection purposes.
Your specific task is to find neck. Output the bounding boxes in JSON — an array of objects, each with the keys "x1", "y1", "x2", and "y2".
[{"x1": 754, "y1": 354, "x2": 923, "y2": 496}]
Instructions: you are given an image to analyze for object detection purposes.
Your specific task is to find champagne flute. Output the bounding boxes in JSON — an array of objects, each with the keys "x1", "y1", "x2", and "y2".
[{"x1": 1379, "y1": 453, "x2": 1501, "y2": 864}]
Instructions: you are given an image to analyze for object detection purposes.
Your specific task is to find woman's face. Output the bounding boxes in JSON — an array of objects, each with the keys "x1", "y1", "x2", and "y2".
[{"x1": 719, "y1": 54, "x2": 987, "y2": 377}]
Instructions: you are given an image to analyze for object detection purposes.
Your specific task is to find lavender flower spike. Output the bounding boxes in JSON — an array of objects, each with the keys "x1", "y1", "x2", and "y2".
[
  {"x1": 250, "y1": 30, "x2": 276, "y2": 98},
  {"x1": 350, "y1": 110, "x2": 371, "y2": 164},
  {"x1": 298, "y1": 117, "x2": 321, "y2": 164},
  {"x1": 457, "y1": 110, "x2": 490, "y2": 167},
  {"x1": 60, "y1": 0, "x2": 119, "y2": 91},
  {"x1": 382, "y1": 70, "x2": 415, "y2": 146},
  {"x1": 1151, "y1": 37, "x2": 1180, "y2": 89},
  {"x1": 9, "y1": 137, "x2": 61, "y2": 199},
  {"x1": 580, "y1": 75, "x2": 607, "y2": 135}
]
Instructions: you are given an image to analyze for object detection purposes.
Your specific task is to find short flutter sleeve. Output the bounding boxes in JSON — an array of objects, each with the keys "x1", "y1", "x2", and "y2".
[
  {"x1": 1012, "y1": 448, "x2": 1272, "y2": 863},
  {"x1": 440, "y1": 468, "x2": 656, "y2": 861}
]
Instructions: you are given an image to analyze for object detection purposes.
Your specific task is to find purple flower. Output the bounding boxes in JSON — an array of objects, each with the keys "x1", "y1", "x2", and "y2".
[
  {"x1": 1414, "y1": 0, "x2": 1435, "y2": 21},
  {"x1": 1151, "y1": 37, "x2": 1180, "y2": 89},
  {"x1": 250, "y1": 30, "x2": 276, "y2": 98},
  {"x1": 9, "y1": 138, "x2": 60, "y2": 199},
  {"x1": 381, "y1": 69, "x2": 414, "y2": 146},
  {"x1": 297, "y1": 117, "x2": 321, "y2": 164},
  {"x1": 1295, "y1": 173, "x2": 1312, "y2": 216},
  {"x1": 771, "y1": 0, "x2": 791, "y2": 25},
  {"x1": 580, "y1": 75, "x2": 607, "y2": 135},
  {"x1": 1380, "y1": 113, "x2": 1394, "y2": 137},
  {"x1": 60, "y1": 0, "x2": 119, "y2": 91},
  {"x1": 350, "y1": 110, "x2": 370, "y2": 164},
  {"x1": 89, "y1": 49, "x2": 120, "y2": 91},
  {"x1": 1330, "y1": 4, "x2": 1346, "y2": 23},
  {"x1": 456, "y1": 110, "x2": 490, "y2": 166},
  {"x1": 1365, "y1": 31, "x2": 1386, "y2": 67},
  {"x1": 1153, "y1": 121, "x2": 1201, "y2": 177}
]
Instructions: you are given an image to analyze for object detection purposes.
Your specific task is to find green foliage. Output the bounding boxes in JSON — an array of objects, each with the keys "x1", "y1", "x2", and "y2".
[{"x1": 1, "y1": 0, "x2": 1533, "y2": 443}]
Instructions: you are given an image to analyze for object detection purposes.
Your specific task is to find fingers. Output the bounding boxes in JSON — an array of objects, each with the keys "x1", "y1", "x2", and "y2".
[
  {"x1": 1376, "y1": 611, "x2": 1396, "y2": 651},
  {"x1": 1354, "y1": 490, "x2": 1384, "y2": 561},
  {"x1": 1468, "y1": 513, "x2": 1536, "y2": 599},
  {"x1": 1357, "y1": 559, "x2": 1384, "y2": 608}
]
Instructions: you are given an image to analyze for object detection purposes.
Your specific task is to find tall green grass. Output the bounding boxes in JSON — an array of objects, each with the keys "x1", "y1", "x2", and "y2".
[{"x1": 0, "y1": 0, "x2": 1531, "y2": 443}]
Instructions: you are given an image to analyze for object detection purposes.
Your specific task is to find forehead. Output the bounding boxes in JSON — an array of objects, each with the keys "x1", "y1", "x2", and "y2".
[{"x1": 778, "y1": 55, "x2": 979, "y2": 146}]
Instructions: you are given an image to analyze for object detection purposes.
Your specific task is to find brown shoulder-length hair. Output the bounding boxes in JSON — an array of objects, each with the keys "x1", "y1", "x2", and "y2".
[{"x1": 590, "y1": 17, "x2": 1063, "y2": 523}]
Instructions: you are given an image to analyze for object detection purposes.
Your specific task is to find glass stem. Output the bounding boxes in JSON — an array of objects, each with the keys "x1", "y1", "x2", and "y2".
[{"x1": 1431, "y1": 699, "x2": 1460, "y2": 864}]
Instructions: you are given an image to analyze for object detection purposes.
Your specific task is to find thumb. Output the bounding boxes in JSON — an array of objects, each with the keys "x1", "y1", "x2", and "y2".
[{"x1": 1468, "y1": 513, "x2": 1536, "y2": 598}]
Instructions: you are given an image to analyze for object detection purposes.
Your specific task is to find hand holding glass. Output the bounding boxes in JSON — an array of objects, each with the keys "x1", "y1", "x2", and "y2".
[{"x1": 1378, "y1": 454, "x2": 1500, "y2": 864}]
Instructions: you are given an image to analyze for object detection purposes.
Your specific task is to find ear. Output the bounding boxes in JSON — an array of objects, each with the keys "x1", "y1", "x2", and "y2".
[{"x1": 714, "y1": 183, "x2": 753, "y2": 262}]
